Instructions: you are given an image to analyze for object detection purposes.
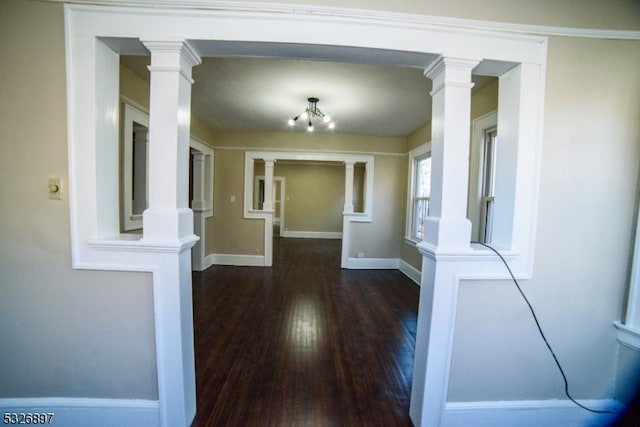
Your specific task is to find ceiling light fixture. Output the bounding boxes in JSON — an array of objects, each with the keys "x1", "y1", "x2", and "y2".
[{"x1": 288, "y1": 97, "x2": 335, "y2": 132}]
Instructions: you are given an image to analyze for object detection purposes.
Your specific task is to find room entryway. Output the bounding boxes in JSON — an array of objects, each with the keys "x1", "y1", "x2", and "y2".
[{"x1": 191, "y1": 238, "x2": 419, "y2": 426}]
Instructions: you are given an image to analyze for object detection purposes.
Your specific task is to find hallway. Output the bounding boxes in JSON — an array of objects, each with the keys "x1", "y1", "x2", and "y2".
[{"x1": 191, "y1": 238, "x2": 419, "y2": 426}]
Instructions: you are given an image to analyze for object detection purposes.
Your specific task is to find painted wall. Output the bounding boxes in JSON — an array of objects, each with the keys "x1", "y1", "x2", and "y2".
[
  {"x1": 237, "y1": 0, "x2": 640, "y2": 30},
  {"x1": 0, "y1": 0, "x2": 157, "y2": 400},
  {"x1": 2, "y1": 0, "x2": 639, "y2": 414},
  {"x1": 210, "y1": 149, "x2": 265, "y2": 255},
  {"x1": 351, "y1": 154, "x2": 408, "y2": 258},
  {"x1": 449, "y1": 36, "x2": 640, "y2": 402},
  {"x1": 274, "y1": 162, "x2": 345, "y2": 234}
]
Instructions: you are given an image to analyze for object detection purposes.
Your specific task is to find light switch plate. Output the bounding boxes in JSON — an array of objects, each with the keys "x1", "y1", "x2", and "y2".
[{"x1": 48, "y1": 177, "x2": 62, "y2": 200}]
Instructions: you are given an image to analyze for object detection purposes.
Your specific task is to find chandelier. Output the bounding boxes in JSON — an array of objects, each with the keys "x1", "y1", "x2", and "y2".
[{"x1": 288, "y1": 97, "x2": 335, "y2": 132}]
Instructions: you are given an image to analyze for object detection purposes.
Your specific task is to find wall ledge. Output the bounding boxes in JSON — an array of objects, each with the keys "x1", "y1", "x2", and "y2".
[{"x1": 614, "y1": 321, "x2": 640, "y2": 351}]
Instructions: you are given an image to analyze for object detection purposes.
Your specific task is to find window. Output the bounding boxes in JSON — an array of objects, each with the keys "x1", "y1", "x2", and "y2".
[
  {"x1": 406, "y1": 143, "x2": 431, "y2": 242},
  {"x1": 479, "y1": 127, "x2": 497, "y2": 243},
  {"x1": 121, "y1": 103, "x2": 149, "y2": 232}
]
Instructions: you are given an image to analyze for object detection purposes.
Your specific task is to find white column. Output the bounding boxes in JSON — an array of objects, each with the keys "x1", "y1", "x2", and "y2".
[
  {"x1": 410, "y1": 56, "x2": 478, "y2": 427},
  {"x1": 141, "y1": 39, "x2": 201, "y2": 427},
  {"x1": 421, "y1": 56, "x2": 478, "y2": 253},
  {"x1": 142, "y1": 40, "x2": 201, "y2": 243},
  {"x1": 343, "y1": 161, "x2": 355, "y2": 214},
  {"x1": 262, "y1": 159, "x2": 275, "y2": 212}
]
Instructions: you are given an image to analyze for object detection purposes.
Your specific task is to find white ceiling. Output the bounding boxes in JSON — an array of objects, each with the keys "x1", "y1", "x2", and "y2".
[{"x1": 120, "y1": 51, "x2": 496, "y2": 137}]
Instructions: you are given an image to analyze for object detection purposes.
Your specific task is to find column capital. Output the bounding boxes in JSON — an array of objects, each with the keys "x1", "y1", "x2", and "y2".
[
  {"x1": 425, "y1": 56, "x2": 479, "y2": 96},
  {"x1": 142, "y1": 39, "x2": 201, "y2": 82},
  {"x1": 424, "y1": 56, "x2": 480, "y2": 79}
]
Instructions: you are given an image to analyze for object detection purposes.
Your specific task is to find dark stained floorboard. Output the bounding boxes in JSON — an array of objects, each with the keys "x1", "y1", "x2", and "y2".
[{"x1": 191, "y1": 238, "x2": 418, "y2": 427}]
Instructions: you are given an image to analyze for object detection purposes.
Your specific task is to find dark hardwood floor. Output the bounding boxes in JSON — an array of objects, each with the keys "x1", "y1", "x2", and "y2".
[{"x1": 191, "y1": 238, "x2": 419, "y2": 427}]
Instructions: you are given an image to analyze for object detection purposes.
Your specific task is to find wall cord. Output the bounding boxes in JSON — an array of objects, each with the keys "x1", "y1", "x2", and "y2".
[{"x1": 471, "y1": 241, "x2": 615, "y2": 414}]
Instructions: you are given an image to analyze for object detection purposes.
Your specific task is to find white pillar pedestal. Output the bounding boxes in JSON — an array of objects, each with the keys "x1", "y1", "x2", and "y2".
[
  {"x1": 140, "y1": 39, "x2": 201, "y2": 427},
  {"x1": 410, "y1": 56, "x2": 478, "y2": 427}
]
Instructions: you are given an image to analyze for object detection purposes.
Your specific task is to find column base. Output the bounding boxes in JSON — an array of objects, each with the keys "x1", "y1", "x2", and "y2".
[
  {"x1": 422, "y1": 216, "x2": 473, "y2": 253},
  {"x1": 142, "y1": 207, "x2": 195, "y2": 244}
]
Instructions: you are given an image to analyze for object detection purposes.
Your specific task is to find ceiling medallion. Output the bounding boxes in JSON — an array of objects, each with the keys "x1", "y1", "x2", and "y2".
[{"x1": 288, "y1": 97, "x2": 335, "y2": 132}]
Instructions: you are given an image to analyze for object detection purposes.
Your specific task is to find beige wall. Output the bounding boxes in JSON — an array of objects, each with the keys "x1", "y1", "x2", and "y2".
[
  {"x1": 0, "y1": 0, "x2": 157, "y2": 399},
  {"x1": 351, "y1": 154, "x2": 408, "y2": 258},
  {"x1": 449, "y1": 36, "x2": 640, "y2": 401},
  {"x1": 274, "y1": 162, "x2": 345, "y2": 233},
  {"x1": 237, "y1": 0, "x2": 640, "y2": 30},
  {"x1": 209, "y1": 149, "x2": 265, "y2": 254}
]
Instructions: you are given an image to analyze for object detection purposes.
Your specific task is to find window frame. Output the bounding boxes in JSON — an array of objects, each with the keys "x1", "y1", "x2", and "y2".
[
  {"x1": 479, "y1": 126, "x2": 498, "y2": 243},
  {"x1": 405, "y1": 142, "x2": 432, "y2": 244}
]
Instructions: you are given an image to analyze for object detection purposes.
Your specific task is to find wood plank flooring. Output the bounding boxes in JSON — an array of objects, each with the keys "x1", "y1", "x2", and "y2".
[{"x1": 191, "y1": 238, "x2": 419, "y2": 427}]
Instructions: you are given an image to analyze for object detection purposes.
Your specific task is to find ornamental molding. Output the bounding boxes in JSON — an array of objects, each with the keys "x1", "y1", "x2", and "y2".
[{"x1": 54, "y1": 0, "x2": 640, "y2": 40}]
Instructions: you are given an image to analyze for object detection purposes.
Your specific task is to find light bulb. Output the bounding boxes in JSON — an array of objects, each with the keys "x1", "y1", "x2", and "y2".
[
  {"x1": 288, "y1": 118, "x2": 295, "y2": 126},
  {"x1": 328, "y1": 122, "x2": 335, "y2": 129},
  {"x1": 323, "y1": 116, "x2": 331, "y2": 123},
  {"x1": 301, "y1": 112, "x2": 308, "y2": 120},
  {"x1": 307, "y1": 125, "x2": 314, "y2": 132}
]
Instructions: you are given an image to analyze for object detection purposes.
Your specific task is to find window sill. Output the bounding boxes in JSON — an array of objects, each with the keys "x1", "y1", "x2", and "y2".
[{"x1": 404, "y1": 237, "x2": 421, "y2": 247}]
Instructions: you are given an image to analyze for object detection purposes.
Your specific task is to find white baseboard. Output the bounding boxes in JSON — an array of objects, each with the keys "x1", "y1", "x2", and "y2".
[
  {"x1": 206, "y1": 253, "x2": 265, "y2": 267},
  {"x1": 399, "y1": 259, "x2": 421, "y2": 285},
  {"x1": 444, "y1": 399, "x2": 623, "y2": 427},
  {"x1": 346, "y1": 257, "x2": 399, "y2": 269},
  {"x1": 0, "y1": 398, "x2": 159, "y2": 427},
  {"x1": 281, "y1": 230, "x2": 342, "y2": 239}
]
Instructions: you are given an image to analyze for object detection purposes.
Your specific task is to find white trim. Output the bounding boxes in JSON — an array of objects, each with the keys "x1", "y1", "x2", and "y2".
[
  {"x1": 282, "y1": 231, "x2": 342, "y2": 239},
  {"x1": 444, "y1": 399, "x2": 623, "y2": 427},
  {"x1": 405, "y1": 142, "x2": 432, "y2": 242},
  {"x1": 614, "y1": 321, "x2": 640, "y2": 351},
  {"x1": 52, "y1": 0, "x2": 640, "y2": 40},
  {"x1": 189, "y1": 137, "x2": 214, "y2": 217},
  {"x1": 213, "y1": 145, "x2": 406, "y2": 157},
  {"x1": 346, "y1": 257, "x2": 399, "y2": 270},
  {"x1": 206, "y1": 253, "x2": 265, "y2": 267},
  {"x1": 468, "y1": 111, "x2": 498, "y2": 242},
  {"x1": 399, "y1": 259, "x2": 421, "y2": 285},
  {"x1": 64, "y1": 5, "x2": 548, "y2": 426},
  {"x1": 0, "y1": 398, "x2": 160, "y2": 427},
  {"x1": 244, "y1": 151, "x2": 375, "y2": 268}
]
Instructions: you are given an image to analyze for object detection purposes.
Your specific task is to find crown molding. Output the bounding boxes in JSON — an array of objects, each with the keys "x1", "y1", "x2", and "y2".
[{"x1": 52, "y1": 0, "x2": 640, "y2": 40}]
